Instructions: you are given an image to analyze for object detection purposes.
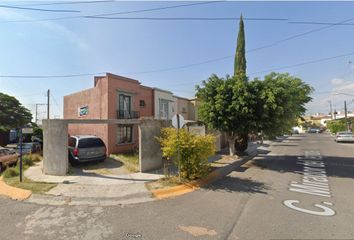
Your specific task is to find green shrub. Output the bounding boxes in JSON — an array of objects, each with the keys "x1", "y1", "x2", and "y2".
[
  {"x1": 327, "y1": 120, "x2": 347, "y2": 134},
  {"x1": 3, "y1": 167, "x2": 19, "y2": 178},
  {"x1": 30, "y1": 154, "x2": 42, "y2": 162},
  {"x1": 158, "y1": 128, "x2": 215, "y2": 180},
  {"x1": 22, "y1": 155, "x2": 34, "y2": 167}
]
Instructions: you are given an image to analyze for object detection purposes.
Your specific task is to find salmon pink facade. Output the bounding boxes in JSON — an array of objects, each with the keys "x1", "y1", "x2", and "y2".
[{"x1": 64, "y1": 73, "x2": 154, "y2": 154}]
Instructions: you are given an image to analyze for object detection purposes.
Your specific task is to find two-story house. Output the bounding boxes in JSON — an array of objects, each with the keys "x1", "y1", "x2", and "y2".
[
  {"x1": 64, "y1": 73, "x2": 154, "y2": 154},
  {"x1": 153, "y1": 88, "x2": 175, "y2": 120}
]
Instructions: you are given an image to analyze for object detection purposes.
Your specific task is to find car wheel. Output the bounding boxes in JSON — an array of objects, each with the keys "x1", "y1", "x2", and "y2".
[{"x1": 68, "y1": 154, "x2": 79, "y2": 167}]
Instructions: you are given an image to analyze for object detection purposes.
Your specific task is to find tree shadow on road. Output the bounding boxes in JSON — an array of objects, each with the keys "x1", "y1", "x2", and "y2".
[
  {"x1": 251, "y1": 154, "x2": 354, "y2": 179},
  {"x1": 207, "y1": 175, "x2": 269, "y2": 194}
]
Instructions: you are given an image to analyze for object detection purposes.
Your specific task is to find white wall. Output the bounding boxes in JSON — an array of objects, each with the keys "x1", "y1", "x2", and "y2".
[{"x1": 154, "y1": 89, "x2": 175, "y2": 120}]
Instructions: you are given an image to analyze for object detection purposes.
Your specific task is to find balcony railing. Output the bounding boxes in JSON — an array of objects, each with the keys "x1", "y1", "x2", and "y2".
[{"x1": 117, "y1": 110, "x2": 140, "y2": 119}]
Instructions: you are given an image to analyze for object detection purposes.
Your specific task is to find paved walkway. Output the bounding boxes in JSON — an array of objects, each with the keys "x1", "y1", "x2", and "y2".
[
  {"x1": 24, "y1": 161, "x2": 164, "y2": 206},
  {"x1": 20, "y1": 140, "x2": 274, "y2": 206}
]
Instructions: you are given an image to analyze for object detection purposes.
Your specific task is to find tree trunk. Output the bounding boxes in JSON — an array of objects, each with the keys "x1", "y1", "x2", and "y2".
[
  {"x1": 227, "y1": 135, "x2": 237, "y2": 156},
  {"x1": 235, "y1": 132, "x2": 248, "y2": 155}
]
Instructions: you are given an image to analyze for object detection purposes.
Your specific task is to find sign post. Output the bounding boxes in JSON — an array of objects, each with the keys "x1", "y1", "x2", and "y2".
[
  {"x1": 19, "y1": 127, "x2": 33, "y2": 182},
  {"x1": 19, "y1": 127, "x2": 23, "y2": 182},
  {"x1": 172, "y1": 114, "x2": 185, "y2": 180}
]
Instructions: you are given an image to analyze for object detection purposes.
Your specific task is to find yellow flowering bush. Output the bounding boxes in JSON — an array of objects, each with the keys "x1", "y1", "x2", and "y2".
[{"x1": 158, "y1": 127, "x2": 215, "y2": 180}]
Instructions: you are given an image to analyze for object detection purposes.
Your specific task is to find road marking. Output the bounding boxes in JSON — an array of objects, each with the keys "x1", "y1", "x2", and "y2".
[
  {"x1": 283, "y1": 200, "x2": 335, "y2": 216},
  {"x1": 283, "y1": 150, "x2": 335, "y2": 216},
  {"x1": 178, "y1": 225, "x2": 217, "y2": 237}
]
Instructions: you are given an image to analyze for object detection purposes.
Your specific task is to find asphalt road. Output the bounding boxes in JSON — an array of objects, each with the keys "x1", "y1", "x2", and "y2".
[{"x1": 1, "y1": 133, "x2": 354, "y2": 240}]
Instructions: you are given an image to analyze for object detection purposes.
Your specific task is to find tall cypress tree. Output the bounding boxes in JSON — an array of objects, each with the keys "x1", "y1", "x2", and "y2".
[
  {"x1": 234, "y1": 14, "x2": 249, "y2": 154},
  {"x1": 234, "y1": 14, "x2": 246, "y2": 77}
]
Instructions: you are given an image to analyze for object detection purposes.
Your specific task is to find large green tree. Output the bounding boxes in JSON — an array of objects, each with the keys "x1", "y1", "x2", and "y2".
[
  {"x1": 196, "y1": 74, "x2": 254, "y2": 155},
  {"x1": 249, "y1": 73, "x2": 313, "y2": 137},
  {"x1": 0, "y1": 92, "x2": 32, "y2": 131}
]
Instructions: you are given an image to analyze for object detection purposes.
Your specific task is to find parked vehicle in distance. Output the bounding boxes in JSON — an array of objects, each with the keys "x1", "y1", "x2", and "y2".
[
  {"x1": 335, "y1": 131, "x2": 354, "y2": 143},
  {"x1": 0, "y1": 147, "x2": 19, "y2": 172},
  {"x1": 68, "y1": 135, "x2": 106, "y2": 166},
  {"x1": 5, "y1": 142, "x2": 41, "y2": 154},
  {"x1": 308, "y1": 128, "x2": 320, "y2": 133},
  {"x1": 17, "y1": 142, "x2": 41, "y2": 154}
]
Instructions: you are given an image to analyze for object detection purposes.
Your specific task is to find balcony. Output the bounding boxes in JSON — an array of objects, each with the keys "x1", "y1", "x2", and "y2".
[{"x1": 117, "y1": 110, "x2": 140, "y2": 119}]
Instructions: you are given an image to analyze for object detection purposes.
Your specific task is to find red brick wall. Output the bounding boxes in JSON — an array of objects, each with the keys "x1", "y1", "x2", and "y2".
[
  {"x1": 105, "y1": 74, "x2": 153, "y2": 153},
  {"x1": 63, "y1": 73, "x2": 154, "y2": 154},
  {"x1": 64, "y1": 77, "x2": 109, "y2": 152}
]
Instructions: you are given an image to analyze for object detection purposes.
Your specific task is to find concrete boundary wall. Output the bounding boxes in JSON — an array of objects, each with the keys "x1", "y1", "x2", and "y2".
[
  {"x1": 42, "y1": 119, "x2": 139, "y2": 176},
  {"x1": 43, "y1": 120, "x2": 69, "y2": 176},
  {"x1": 139, "y1": 119, "x2": 171, "y2": 172}
]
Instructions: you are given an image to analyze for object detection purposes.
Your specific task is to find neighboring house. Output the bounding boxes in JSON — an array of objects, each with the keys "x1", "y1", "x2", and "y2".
[
  {"x1": 64, "y1": 73, "x2": 154, "y2": 154},
  {"x1": 153, "y1": 88, "x2": 175, "y2": 120}
]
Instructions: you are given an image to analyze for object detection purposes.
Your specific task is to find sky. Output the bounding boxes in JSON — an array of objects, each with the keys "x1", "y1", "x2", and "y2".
[{"x1": 1, "y1": 1, "x2": 354, "y2": 121}]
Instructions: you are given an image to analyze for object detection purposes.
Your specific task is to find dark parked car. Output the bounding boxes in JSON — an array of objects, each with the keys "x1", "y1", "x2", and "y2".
[
  {"x1": 0, "y1": 147, "x2": 19, "y2": 172},
  {"x1": 308, "y1": 128, "x2": 320, "y2": 133},
  {"x1": 68, "y1": 135, "x2": 106, "y2": 166}
]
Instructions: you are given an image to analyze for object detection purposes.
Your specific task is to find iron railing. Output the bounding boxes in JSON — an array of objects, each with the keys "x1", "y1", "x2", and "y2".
[{"x1": 117, "y1": 110, "x2": 140, "y2": 119}]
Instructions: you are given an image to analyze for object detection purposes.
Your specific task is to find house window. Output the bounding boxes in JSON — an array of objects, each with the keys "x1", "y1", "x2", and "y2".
[
  {"x1": 140, "y1": 100, "x2": 145, "y2": 107},
  {"x1": 159, "y1": 99, "x2": 169, "y2": 119},
  {"x1": 182, "y1": 107, "x2": 187, "y2": 113},
  {"x1": 118, "y1": 93, "x2": 132, "y2": 118},
  {"x1": 116, "y1": 125, "x2": 133, "y2": 144}
]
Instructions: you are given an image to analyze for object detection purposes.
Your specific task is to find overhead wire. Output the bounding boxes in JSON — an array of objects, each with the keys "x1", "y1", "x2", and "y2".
[
  {"x1": 0, "y1": 4, "x2": 80, "y2": 13},
  {"x1": 0, "y1": 1, "x2": 226, "y2": 23}
]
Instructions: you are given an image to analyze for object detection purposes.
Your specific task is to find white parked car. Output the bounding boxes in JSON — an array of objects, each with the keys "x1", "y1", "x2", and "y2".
[{"x1": 335, "y1": 131, "x2": 354, "y2": 143}]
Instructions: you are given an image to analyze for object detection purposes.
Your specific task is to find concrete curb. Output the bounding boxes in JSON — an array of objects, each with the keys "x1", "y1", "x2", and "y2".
[
  {"x1": 151, "y1": 153, "x2": 257, "y2": 200},
  {"x1": 0, "y1": 176, "x2": 32, "y2": 201}
]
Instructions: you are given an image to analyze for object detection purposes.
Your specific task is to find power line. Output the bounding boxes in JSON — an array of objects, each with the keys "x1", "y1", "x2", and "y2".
[
  {"x1": 0, "y1": 1, "x2": 225, "y2": 23},
  {"x1": 15, "y1": 1, "x2": 116, "y2": 7},
  {"x1": 289, "y1": 21, "x2": 354, "y2": 26},
  {"x1": 85, "y1": 16, "x2": 288, "y2": 21},
  {"x1": 0, "y1": 72, "x2": 106, "y2": 79},
  {"x1": 249, "y1": 52, "x2": 354, "y2": 76},
  {"x1": 0, "y1": 4, "x2": 80, "y2": 13},
  {"x1": 171, "y1": 51, "x2": 354, "y2": 87},
  {"x1": 3, "y1": 51, "x2": 354, "y2": 80},
  {"x1": 88, "y1": 1, "x2": 226, "y2": 18}
]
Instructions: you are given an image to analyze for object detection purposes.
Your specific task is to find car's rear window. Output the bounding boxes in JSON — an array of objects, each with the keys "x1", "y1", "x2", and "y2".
[{"x1": 78, "y1": 138, "x2": 105, "y2": 148}]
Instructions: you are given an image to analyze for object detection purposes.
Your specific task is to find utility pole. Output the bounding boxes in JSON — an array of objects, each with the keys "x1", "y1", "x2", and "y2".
[
  {"x1": 47, "y1": 89, "x2": 50, "y2": 119},
  {"x1": 35, "y1": 103, "x2": 47, "y2": 125},
  {"x1": 345, "y1": 100, "x2": 349, "y2": 131},
  {"x1": 35, "y1": 104, "x2": 38, "y2": 124},
  {"x1": 328, "y1": 100, "x2": 333, "y2": 120}
]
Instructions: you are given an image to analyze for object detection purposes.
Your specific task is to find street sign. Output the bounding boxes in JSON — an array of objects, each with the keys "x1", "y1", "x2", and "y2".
[
  {"x1": 22, "y1": 128, "x2": 33, "y2": 134},
  {"x1": 172, "y1": 114, "x2": 185, "y2": 129}
]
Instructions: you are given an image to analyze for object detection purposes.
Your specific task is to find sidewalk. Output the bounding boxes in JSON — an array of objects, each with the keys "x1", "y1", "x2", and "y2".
[
  {"x1": 24, "y1": 162, "x2": 164, "y2": 206},
  {"x1": 1, "y1": 139, "x2": 277, "y2": 206}
]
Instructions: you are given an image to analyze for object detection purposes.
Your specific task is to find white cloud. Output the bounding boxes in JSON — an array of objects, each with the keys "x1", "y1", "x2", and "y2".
[
  {"x1": 0, "y1": 8, "x2": 89, "y2": 50},
  {"x1": 331, "y1": 78, "x2": 345, "y2": 86}
]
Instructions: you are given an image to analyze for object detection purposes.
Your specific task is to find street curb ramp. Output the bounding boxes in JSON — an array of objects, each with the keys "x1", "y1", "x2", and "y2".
[
  {"x1": 0, "y1": 176, "x2": 32, "y2": 201},
  {"x1": 151, "y1": 153, "x2": 256, "y2": 200}
]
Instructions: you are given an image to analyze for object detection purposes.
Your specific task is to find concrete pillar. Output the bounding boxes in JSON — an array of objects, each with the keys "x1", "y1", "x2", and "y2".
[
  {"x1": 139, "y1": 119, "x2": 170, "y2": 172},
  {"x1": 42, "y1": 119, "x2": 68, "y2": 175}
]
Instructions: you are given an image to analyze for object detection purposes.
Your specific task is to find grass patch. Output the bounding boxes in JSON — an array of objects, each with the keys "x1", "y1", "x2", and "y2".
[
  {"x1": 4, "y1": 177, "x2": 57, "y2": 194},
  {"x1": 110, "y1": 153, "x2": 139, "y2": 172},
  {"x1": 29, "y1": 154, "x2": 42, "y2": 162},
  {"x1": 1, "y1": 153, "x2": 55, "y2": 194},
  {"x1": 146, "y1": 176, "x2": 185, "y2": 191}
]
